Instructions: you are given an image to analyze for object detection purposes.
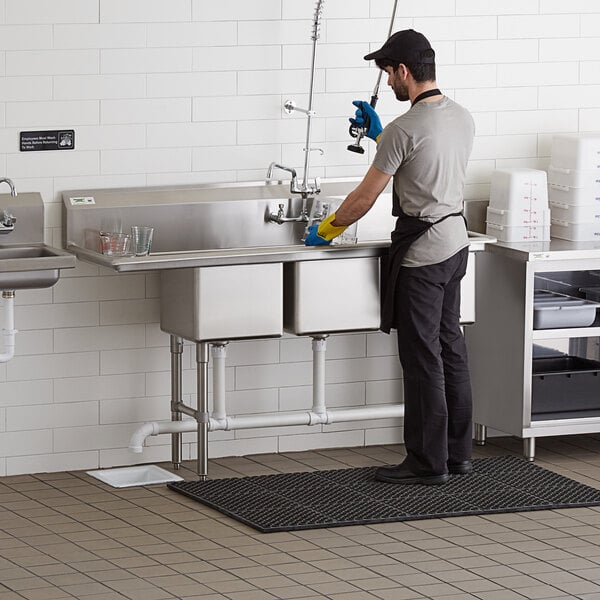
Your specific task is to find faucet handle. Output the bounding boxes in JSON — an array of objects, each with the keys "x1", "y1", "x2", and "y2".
[{"x1": 0, "y1": 210, "x2": 16, "y2": 231}]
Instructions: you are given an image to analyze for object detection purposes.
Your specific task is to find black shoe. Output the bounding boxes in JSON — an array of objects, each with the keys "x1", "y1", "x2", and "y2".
[
  {"x1": 448, "y1": 460, "x2": 473, "y2": 475},
  {"x1": 375, "y1": 463, "x2": 449, "y2": 485}
]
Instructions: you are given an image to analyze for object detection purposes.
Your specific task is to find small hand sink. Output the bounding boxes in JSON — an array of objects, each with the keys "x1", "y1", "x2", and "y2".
[{"x1": 0, "y1": 243, "x2": 77, "y2": 290}]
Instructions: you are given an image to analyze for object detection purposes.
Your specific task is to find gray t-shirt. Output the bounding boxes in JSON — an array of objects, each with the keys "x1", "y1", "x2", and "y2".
[{"x1": 373, "y1": 96, "x2": 474, "y2": 267}]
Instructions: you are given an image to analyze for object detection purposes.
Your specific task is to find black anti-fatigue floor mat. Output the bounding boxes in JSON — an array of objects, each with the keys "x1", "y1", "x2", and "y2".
[{"x1": 167, "y1": 456, "x2": 600, "y2": 533}]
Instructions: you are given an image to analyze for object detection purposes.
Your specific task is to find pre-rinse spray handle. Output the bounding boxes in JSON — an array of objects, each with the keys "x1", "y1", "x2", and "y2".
[
  {"x1": 347, "y1": 94, "x2": 379, "y2": 154},
  {"x1": 347, "y1": 0, "x2": 398, "y2": 154}
]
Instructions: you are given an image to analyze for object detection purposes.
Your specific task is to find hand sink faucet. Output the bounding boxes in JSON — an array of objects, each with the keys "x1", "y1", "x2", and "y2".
[
  {"x1": 0, "y1": 178, "x2": 17, "y2": 197},
  {"x1": 0, "y1": 178, "x2": 17, "y2": 233}
]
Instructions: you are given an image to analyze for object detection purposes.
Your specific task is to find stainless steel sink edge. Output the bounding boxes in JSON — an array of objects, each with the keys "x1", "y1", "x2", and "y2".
[
  {"x1": 67, "y1": 232, "x2": 495, "y2": 273},
  {"x1": 0, "y1": 243, "x2": 77, "y2": 273},
  {"x1": 66, "y1": 241, "x2": 391, "y2": 272}
]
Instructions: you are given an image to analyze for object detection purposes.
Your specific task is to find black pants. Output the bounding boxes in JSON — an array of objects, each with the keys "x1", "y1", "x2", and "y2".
[{"x1": 394, "y1": 247, "x2": 472, "y2": 475}]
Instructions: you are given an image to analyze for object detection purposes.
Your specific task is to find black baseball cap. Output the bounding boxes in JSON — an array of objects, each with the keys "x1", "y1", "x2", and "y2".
[{"x1": 364, "y1": 29, "x2": 435, "y2": 64}]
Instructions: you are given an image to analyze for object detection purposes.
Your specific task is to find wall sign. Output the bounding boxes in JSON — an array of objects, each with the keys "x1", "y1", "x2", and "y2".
[{"x1": 20, "y1": 130, "x2": 75, "y2": 152}]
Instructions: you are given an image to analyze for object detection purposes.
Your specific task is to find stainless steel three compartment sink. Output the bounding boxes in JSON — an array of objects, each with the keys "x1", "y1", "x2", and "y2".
[
  {"x1": 61, "y1": 180, "x2": 391, "y2": 341},
  {"x1": 62, "y1": 180, "x2": 495, "y2": 341}
]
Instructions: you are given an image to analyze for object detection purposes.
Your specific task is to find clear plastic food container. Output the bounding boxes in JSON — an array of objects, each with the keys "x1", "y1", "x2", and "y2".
[
  {"x1": 550, "y1": 133, "x2": 600, "y2": 172},
  {"x1": 550, "y1": 219, "x2": 600, "y2": 241},
  {"x1": 486, "y1": 222, "x2": 550, "y2": 242},
  {"x1": 548, "y1": 182, "x2": 600, "y2": 205},
  {"x1": 486, "y1": 206, "x2": 550, "y2": 227},
  {"x1": 547, "y1": 165, "x2": 600, "y2": 189},
  {"x1": 549, "y1": 200, "x2": 600, "y2": 223},
  {"x1": 488, "y1": 168, "x2": 548, "y2": 212}
]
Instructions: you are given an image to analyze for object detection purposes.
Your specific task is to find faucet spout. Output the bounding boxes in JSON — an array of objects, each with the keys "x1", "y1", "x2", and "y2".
[
  {"x1": 266, "y1": 163, "x2": 298, "y2": 188},
  {"x1": 0, "y1": 178, "x2": 17, "y2": 197}
]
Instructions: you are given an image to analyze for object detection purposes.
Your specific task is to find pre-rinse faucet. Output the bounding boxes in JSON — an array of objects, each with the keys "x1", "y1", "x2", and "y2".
[{"x1": 266, "y1": 163, "x2": 311, "y2": 224}]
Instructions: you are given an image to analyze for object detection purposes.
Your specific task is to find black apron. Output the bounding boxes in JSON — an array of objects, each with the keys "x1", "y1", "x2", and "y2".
[
  {"x1": 379, "y1": 87, "x2": 465, "y2": 333},
  {"x1": 379, "y1": 203, "x2": 464, "y2": 333}
]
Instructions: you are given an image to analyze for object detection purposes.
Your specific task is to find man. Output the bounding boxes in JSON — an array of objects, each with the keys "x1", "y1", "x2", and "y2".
[{"x1": 305, "y1": 29, "x2": 475, "y2": 485}]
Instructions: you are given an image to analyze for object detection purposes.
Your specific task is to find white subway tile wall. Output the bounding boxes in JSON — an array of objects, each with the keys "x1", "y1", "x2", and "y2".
[{"x1": 0, "y1": 0, "x2": 599, "y2": 476}]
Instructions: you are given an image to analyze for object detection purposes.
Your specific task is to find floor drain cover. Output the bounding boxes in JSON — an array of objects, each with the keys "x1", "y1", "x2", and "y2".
[
  {"x1": 88, "y1": 465, "x2": 183, "y2": 488},
  {"x1": 168, "y1": 456, "x2": 600, "y2": 533}
]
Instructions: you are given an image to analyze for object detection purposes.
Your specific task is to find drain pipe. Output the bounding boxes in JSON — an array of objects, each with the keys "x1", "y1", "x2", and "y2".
[
  {"x1": 129, "y1": 335, "x2": 405, "y2": 453},
  {"x1": 310, "y1": 335, "x2": 328, "y2": 423},
  {"x1": 130, "y1": 420, "x2": 193, "y2": 453},
  {"x1": 0, "y1": 291, "x2": 17, "y2": 363},
  {"x1": 129, "y1": 403, "x2": 405, "y2": 451}
]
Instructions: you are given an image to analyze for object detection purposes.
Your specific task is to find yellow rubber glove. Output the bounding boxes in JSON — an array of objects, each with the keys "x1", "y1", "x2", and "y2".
[{"x1": 305, "y1": 212, "x2": 348, "y2": 246}]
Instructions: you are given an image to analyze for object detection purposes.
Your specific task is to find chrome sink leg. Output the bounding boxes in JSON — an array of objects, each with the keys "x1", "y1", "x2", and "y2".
[
  {"x1": 170, "y1": 335, "x2": 184, "y2": 470},
  {"x1": 474, "y1": 423, "x2": 486, "y2": 446},
  {"x1": 524, "y1": 437, "x2": 535, "y2": 462},
  {"x1": 196, "y1": 342, "x2": 210, "y2": 480}
]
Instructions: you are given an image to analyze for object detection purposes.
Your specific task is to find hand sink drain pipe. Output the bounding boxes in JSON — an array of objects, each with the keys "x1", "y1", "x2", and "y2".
[
  {"x1": 0, "y1": 291, "x2": 17, "y2": 363},
  {"x1": 129, "y1": 334, "x2": 405, "y2": 476}
]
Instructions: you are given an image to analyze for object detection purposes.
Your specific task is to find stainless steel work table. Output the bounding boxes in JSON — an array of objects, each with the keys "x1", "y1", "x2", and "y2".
[{"x1": 465, "y1": 237, "x2": 600, "y2": 461}]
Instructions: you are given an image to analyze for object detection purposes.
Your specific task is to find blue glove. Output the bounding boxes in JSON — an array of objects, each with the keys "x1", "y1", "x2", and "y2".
[
  {"x1": 304, "y1": 224, "x2": 331, "y2": 246},
  {"x1": 304, "y1": 214, "x2": 348, "y2": 246},
  {"x1": 350, "y1": 100, "x2": 383, "y2": 143}
]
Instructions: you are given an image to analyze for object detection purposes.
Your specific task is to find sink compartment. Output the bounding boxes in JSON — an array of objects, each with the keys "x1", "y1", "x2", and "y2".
[
  {"x1": 0, "y1": 246, "x2": 60, "y2": 259},
  {"x1": 0, "y1": 244, "x2": 77, "y2": 289},
  {"x1": 0, "y1": 268, "x2": 59, "y2": 289},
  {"x1": 160, "y1": 263, "x2": 283, "y2": 342},
  {"x1": 284, "y1": 257, "x2": 380, "y2": 335}
]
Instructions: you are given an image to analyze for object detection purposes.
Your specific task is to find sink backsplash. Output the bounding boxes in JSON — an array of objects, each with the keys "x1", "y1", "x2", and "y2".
[
  {"x1": 63, "y1": 180, "x2": 396, "y2": 253},
  {"x1": 0, "y1": 192, "x2": 46, "y2": 245}
]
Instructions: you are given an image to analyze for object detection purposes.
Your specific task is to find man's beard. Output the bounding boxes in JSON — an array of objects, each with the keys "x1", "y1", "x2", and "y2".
[{"x1": 393, "y1": 82, "x2": 409, "y2": 102}]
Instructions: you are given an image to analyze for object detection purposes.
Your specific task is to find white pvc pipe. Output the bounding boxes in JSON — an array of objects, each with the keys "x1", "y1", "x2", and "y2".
[
  {"x1": 0, "y1": 293, "x2": 17, "y2": 363},
  {"x1": 129, "y1": 420, "x2": 192, "y2": 453},
  {"x1": 311, "y1": 336, "x2": 327, "y2": 416},
  {"x1": 129, "y1": 404, "x2": 406, "y2": 451},
  {"x1": 211, "y1": 343, "x2": 227, "y2": 420},
  {"x1": 214, "y1": 405, "x2": 405, "y2": 431},
  {"x1": 327, "y1": 405, "x2": 404, "y2": 423},
  {"x1": 224, "y1": 411, "x2": 313, "y2": 430},
  {"x1": 128, "y1": 336, "x2": 406, "y2": 455}
]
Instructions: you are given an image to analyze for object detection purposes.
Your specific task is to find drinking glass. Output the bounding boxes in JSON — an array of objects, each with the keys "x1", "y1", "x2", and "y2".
[{"x1": 130, "y1": 226, "x2": 154, "y2": 256}]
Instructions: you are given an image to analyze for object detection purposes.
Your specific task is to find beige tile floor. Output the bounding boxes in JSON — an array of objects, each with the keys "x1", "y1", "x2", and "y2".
[{"x1": 2, "y1": 435, "x2": 600, "y2": 600}]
